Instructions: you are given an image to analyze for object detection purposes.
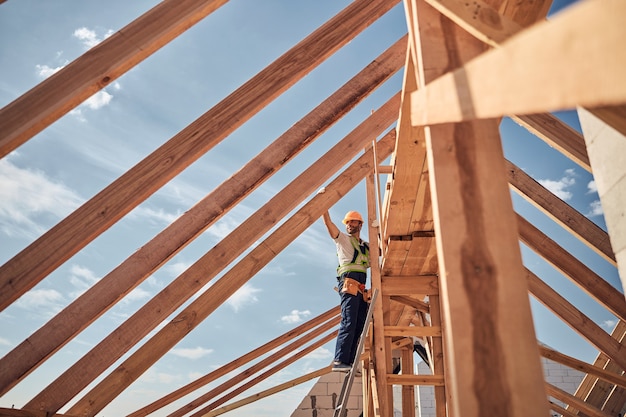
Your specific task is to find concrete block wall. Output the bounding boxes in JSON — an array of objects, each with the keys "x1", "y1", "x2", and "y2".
[{"x1": 291, "y1": 370, "x2": 363, "y2": 417}]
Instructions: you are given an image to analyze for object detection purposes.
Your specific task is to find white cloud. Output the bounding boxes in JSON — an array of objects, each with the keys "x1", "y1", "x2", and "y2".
[
  {"x1": 138, "y1": 368, "x2": 182, "y2": 384},
  {"x1": 280, "y1": 309, "x2": 311, "y2": 324},
  {"x1": 587, "y1": 180, "x2": 598, "y2": 194},
  {"x1": 73, "y1": 27, "x2": 114, "y2": 49},
  {"x1": 129, "y1": 206, "x2": 181, "y2": 226},
  {"x1": 603, "y1": 319, "x2": 617, "y2": 329},
  {"x1": 0, "y1": 337, "x2": 11, "y2": 346},
  {"x1": 165, "y1": 261, "x2": 192, "y2": 278},
  {"x1": 36, "y1": 63, "x2": 65, "y2": 78},
  {"x1": 15, "y1": 288, "x2": 65, "y2": 316},
  {"x1": 170, "y1": 346, "x2": 214, "y2": 360},
  {"x1": 538, "y1": 169, "x2": 576, "y2": 201},
  {"x1": 587, "y1": 200, "x2": 604, "y2": 217},
  {"x1": 226, "y1": 284, "x2": 261, "y2": 312},
  {"x1": 0, "y1": 158, "x2": 84, "y2": 238}
]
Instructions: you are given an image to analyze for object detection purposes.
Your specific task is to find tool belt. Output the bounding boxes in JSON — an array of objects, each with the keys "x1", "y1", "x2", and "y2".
[{"x1": 340, "y1": 277, "x2": 371, "y2": 302}]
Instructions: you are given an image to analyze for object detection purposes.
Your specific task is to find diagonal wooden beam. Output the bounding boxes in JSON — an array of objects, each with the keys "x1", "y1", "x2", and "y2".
[
  {"x1": 0, "y1": 34, "x2": 406, "y2": 397},
  {"x1": 203, "y1": 367, "x2": 331, "y2": 417},
  {"x1": 0, "y1": 0, "x2": 400, "y2": 313},
  {"x1": 517, "y1": 214, "x2": 626, "y2": 323},
  {"x1": 59, "y1": 129, "x2": 398, "y2": 417},
  {"x1": 506, "y1": 159, "x2": 615, "y2": 265},
  {"x1": 546, "y1": 383, "x2": 612, "y2": 417},
  {"x1": 410, "y1": 0, "x2": 626, "y2": 126},
  {"x1": 539, "y1": 344, "x2": 626, "y2": 390},
  {"x1": 526, "y1": 269, "x2": 626, "y2": 371}
]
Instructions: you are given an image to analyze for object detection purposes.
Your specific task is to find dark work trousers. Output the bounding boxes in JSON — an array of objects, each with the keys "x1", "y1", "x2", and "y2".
[{"x1": 334, "y1": 272, "x2": 368, "y2": 365}]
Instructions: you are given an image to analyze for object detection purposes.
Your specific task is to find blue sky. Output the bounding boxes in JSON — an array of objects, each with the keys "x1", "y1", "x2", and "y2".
[{"x1": 0, "y1": 0, "x2": 619, "y2": 416}]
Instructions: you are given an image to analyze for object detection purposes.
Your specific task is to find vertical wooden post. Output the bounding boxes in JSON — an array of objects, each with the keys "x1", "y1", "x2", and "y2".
[
  {"x1": 367, "y1": 171, "x2": 393, "y2": 416},
  {"x1": 426, "y1": 119, "x2": 549, "y2": 416},
  {"x1": 401, "y1": 347, "x2": 416, "y2": 417}
]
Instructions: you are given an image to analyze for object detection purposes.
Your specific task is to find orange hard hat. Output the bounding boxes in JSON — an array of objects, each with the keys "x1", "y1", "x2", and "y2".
[{"x1": 342, "y1": 210, "x2": 364, "y2": 224}]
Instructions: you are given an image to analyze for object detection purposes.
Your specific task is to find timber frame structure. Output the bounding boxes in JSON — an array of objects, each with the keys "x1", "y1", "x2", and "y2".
[{"x1": 1, "y1": 0, "x2": 626, "y2": 416}]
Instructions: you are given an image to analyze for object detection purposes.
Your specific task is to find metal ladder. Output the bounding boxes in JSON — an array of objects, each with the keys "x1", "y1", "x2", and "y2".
[{"x1": 333, "y1": 288, "x2": 378, "y2": 417}]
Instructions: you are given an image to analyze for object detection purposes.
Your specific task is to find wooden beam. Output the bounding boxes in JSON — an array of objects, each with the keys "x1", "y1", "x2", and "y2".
[
  {"x1": 546, "y1": 383, "x2": 612, "y2": 417},
  {"x1": 386, "y1": 374, "x2": 445, "y2": 386},
  {"x1": 128, "y1": 308, "x2": 339, "y2": 417},
  {"x1": 410, "y1": 0, "x2": 626, "y2": 126},
  {"x1": 382, "y1": 275, "x2": 438, "y2": 295},
  {"x1": 390, "y1": 295, "x2": 430, "y2": 313},
  {"x1": 400, "y1": 348, "x2": 416, "y2": 417},
  {"x1": 0, "y1": 33, "x2": 406, "y2": 397},
  {"x1": 587, "y1": 105, "x2": 626, "y2": 137},
  {"x1": 526, "y1": 269, "x2": 626, "y2": 371},
  {"x1": 539, "y1": 345, "x2": 626, "y2": 390},
  {"x1": 204, "y1": 367, "x2": 330, "y2": 417},
  {"x1": 507, "y1": 160, "x2": 615, "y2": 266},
  {"x1": 549, "y1": 401, "x2": 581, "y2": 417},
  {"x1": 0, "y1": 0, "x2": 229, "y2": 157},
  {"x1": 510, "y1": 113, "x2": 590, "y2": 172},
  {"x1": 411, "y1": 0, "x2": 550, "y2": 414},
  {"x1": 368, "y1": 171, "x2": 394, "y2": 416},
  {"x1": 385, "y1": 326, "x2": 441, "y2": 337},
  {"x1": 570, "y1": 321, "x2": 626, "y2": 415},
  {"x1": 26, "y1": 106, "x2": 399, "y2": 414},
  {"x1": 0, "y1": 0, "x2": 400, "y2": 314},
  {"x1": 60, "y1": 129, "x2": 398, "y2": 416},
  {"x1": 517, "y1": 214, "x2": 626, "y2": 323},
  {"x1": 423, "y1": 0, "x2": 524, "y2": 47}
]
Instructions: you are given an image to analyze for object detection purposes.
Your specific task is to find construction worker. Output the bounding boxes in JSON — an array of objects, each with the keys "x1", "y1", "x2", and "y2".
[{"x1": 321, "y1": 209, "x2": 370, "y2": 372}]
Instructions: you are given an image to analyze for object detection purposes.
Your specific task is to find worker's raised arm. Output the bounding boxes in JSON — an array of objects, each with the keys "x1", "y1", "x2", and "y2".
[{"x1": 322, "y1": 211, "x2": 340, "y2": 239}]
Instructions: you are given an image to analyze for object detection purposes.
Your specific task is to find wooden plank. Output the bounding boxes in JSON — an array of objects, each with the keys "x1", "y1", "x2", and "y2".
[
  {"x1": 546, "y1": 383, "x2": 611, "y2": 417},
  {"x1": 507, "y1": 159, "x2": 615, "y2": 265},
  {"x1": 26, "y1": 110, "x2": 399, "y2": 414},
  {"x1": 570, "y1": 321, "x2": 626, "y2": 414},
  {"x1": 0, "y1": 33, "x2": 407, "y2": 397},
  {"x1": 385, "y1": 325, "x2": 440, "y2": 337},
  {"x1": 511, "y1": 113, "x2": 590, "y2": 172},
  {"x1": 384, "y1": 41, "x2": 431, "y2": 238},
  {"x1": 400, "y1": 348, "x2": 416, "y2": 417},
  {"x1": 517, "y1": 214, "x2": 626, "y2": 323},
  {"x1": 550, "y1": 401, "x2": 583, "y2": 417},
  {"x1": 0, "y1": 0, "x2": 229, "y2": 157},
  {"x1": 367, "y1": 171, "x2": 394, "y2": 417},
  {"x1": 128, "y1": 308, "x2": 339, "y2": 417},
  {"x1": 381, "y1": 275, "x2": 438, "y2": 295},
  {"x1": 390, "y1": 296, "x2": 430, "y2": 313},
  {"x1": 526, "y1": 269, "x2": 626, "y2": 371},
  {"x1": 386, "y1": 374, "x2": 445, "y2": 386},
  {"x1": 588, "y1": 105, "x2": 626, "y2": 137},
  {"x1": 429, "y1": 295, "x2": 447, "y2": 417},
  {"x1": 423, "y1": 0, "x2": 523, "y2": 47},
  {"x1": 0, "y1": 0, "x2": 400, "y2": 314},
  {"x1": 410, "y1": 0, "x2": 626, "y2": 126},
  {"x1": 411, "y1": 0, "x2": 549, "y2": 414},
  {"x1": 204, "y1": 367, "x2": 330, "y2": 417},
  {"x1": 539, "y1": 345, "x2": 626, "y2": 390}
]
